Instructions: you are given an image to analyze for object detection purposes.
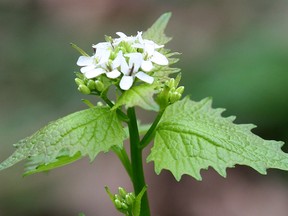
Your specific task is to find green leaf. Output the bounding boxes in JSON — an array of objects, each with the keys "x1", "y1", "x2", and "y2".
[
  {"x1": 142, "y1": 12, "x2": 172, "y2": 45},
  {"x1": 24, "y1": 151, "x2": 82, "y2": 176},
  {"x1": 113, "y1": 84, "x2": 159, "y2": 111},
  {"x1": 143, "y1": 12, "x2": 181, "y2": 81},
  {"x1": 132, "y1": 186, "x2": 147, "y2": 216},
  {"x1": 147, "y1": 97, "x2": 288, "y2": 181},
  {"x1": 0, "y1": 107, "x2": 125, "y2": 174}
]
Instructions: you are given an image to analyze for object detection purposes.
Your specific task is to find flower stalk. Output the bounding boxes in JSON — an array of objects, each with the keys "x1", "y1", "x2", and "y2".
[{"x1": 127, "y1": 107, "x2": 150, "y2": 216}]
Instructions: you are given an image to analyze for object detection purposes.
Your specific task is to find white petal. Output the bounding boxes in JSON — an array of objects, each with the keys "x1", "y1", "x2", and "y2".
[
  {"x1": 80, "y1": 65, "x2": 95, "y2": 73},
  {"x1": 77, "y1": 56, "x2": 93, "y2": 66},
  {"x1": 136, "y1": 31, "x2": 143, "y2": 43},
  {"x1": 141, "y1": 60, "x2": 153, "y2": 72},
  {"x1": 96, "y1": 49, "x2": 110, "y2": 65},
  {"x1": 92, "y1": 42, "x2": 111, "y2": 49},
  {"x1": 135, "y1": 71, "x2": 154, "y2": 84},
  {"x1": 112, "y1": 51, "x2": 125, "y2": 69},
  {"x1": 120, "y1": 59, "x2": 130, "y2": 75},
  {"x1": 132, "y1": 43, "x2": 144, "y2": 49},
  {"x1": 116, "y1": 32, "x2": 127, "y2": 38},
  {"x1": 150, "y1": 41, "x2": 164, "y2": 49},
  {"x1": 126, "y1": 53, "x2": 143, "y2": 72},
  {"x1": 144, "y1": 41, "x2": 156, "y2": 56},
  {"x1": 119, "y1": 76, "x2": 134, "y2": 90},
  {"x1": 106, "y1": 69, "x2": 121, "y2": 78},
  {"x1": 151, "y1": 51, "x2": 169, "y2": 65},
  {"x1": 85, "y1": 68, "x2": 106, "y2": 79}
]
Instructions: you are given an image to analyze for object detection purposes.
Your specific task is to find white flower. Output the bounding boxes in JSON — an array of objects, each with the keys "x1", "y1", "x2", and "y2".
[
  {"x1": 76, "y1": 31, "x2": 170, "y2": 90},
  {"x1": 116, "y1": 52, "x2": 154, "y2": 90},
  {"x1": 76, "y1": 42, "x2": 121, "y2": 79},
  {"x1": 113, "y1": 32, "x2": 137, "y2": 45},
  {"x1": 133, "y1": 33, "x2": 169, "y2": 72},
  {"x1": 76, "y1": 56, "x2": 103, "y2": 79}
]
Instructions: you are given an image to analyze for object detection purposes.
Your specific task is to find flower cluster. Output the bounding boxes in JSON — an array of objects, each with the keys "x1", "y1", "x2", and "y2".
[
  {"x1": 105, "y1": 186, "x2": 137, "y2": 215},
  {"x1": 76, "y1": 32, "x2": 169, "y2": 90}
]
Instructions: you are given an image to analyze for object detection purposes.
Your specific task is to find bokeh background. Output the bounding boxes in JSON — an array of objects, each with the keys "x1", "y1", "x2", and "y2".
[{"x1": 1, "y1": 0, "x2": 288, "y2": 215}]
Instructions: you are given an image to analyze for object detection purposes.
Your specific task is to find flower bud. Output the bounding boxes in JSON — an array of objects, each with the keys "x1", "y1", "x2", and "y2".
[
  {"x1": 170, "y1": 87, "x2": 176, "y2": 92},
  {"x1": 166, "y1": 78, "x2": 175, "y2": 89},
  {"x1": 114, "y1": 199, "x2": 122, "y2": 209},
  {"x1": 118, "y1": 187, "x2": 127, "y2": 198},
  {"x1": 87, "y1": 80, "x2": 96, "y2": 90},
  {"x1": 121, "y1": 202, "x2": 129, "y2": 210},
  {"x1": 169, "y1": 92, "x2": 182, "y2": 104},
  {"x1": 78, "y1": 84, "x2": 91, "y2": 95},
  {"x1": 105, "y1": 35, "x2": 113, "y2": 43},
  {"x1": 75, "y1": 78, "x2": 84, "y2": 86},
  {"x1": 97, "y1": 102, "x2": 104, "y2": 106},
  {"x1": 95, "y1": 80, "x2": 104, "y2": 92},
  {"x1": 125, "y1": 193, "x2": 135, "y2": 205},
  {"x1": 114, "y1": 194, "x2": 123, "y2": 202},
  {"x1": 176, "y1": 86, "x2": 184, "y2": 94}
]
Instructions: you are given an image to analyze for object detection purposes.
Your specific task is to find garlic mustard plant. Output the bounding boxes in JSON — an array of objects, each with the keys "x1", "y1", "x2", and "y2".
[{"x1": 1, "y1": 13, "x2": 288, "y2": 216}]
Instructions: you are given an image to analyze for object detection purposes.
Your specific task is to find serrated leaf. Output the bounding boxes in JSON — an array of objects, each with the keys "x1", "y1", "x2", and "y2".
[
  {"x1": 113, "y1": 84, "x2": 159, "y2": 111},
  {"x1": 0, "y1": 107, "x2": 124, "y2": 174},
  {"x1": 142, "y1": 12, "x2": 172, "y2": 45},
  {"x1": 143, "y1": 13, "x2": 181, "y2": 81},
  {"x1": 147, "y1": 97, "x2": 288, "y2": 181}
]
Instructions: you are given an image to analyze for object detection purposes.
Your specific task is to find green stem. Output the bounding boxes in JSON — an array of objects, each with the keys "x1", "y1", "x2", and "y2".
[
  {"x1": 101, "y1": 94, "x2": 129, "y2": 122},
  {"x1": 101, "y1": 95, "x2": 114, "y2": 107},
  {"x1": 111, "y1": 146, "x2": 133, "y2": 183},
  {"x1": 127, "y1": 108, "x2": 150, "y2": 216},
  {"x1": 139, "y1": 109, "x2": 165, "y2": 150}
]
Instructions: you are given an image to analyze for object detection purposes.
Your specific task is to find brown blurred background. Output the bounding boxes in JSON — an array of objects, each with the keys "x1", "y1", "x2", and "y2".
[{"x1": 1, "y1": 0, "x2": 288, "y2": 215}]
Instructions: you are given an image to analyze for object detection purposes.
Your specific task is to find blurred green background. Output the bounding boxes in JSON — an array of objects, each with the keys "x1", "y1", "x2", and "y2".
[{"x1": 1, "y1": 0, "x2": 288, "y2": 215}]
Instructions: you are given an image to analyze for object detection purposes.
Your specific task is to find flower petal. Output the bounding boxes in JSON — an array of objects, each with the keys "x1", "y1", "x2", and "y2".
[
  {"x1": 77, "y1": 56, "x2": 93, "y2": 66},
  {"x1": 136, "y1": 31, "x2": 143, "y2": 43},
  {"x1": 106, "y1": 69, "x2": 121, "y2": 78},
  {"x1": 92, "y1": 42, "x2": 111, "y2": 49},
  {"x1": 135, "y1": 71, "x2": 154, "y2": 84},
  {"x1": 141, "y1": 60, "x2": 153, "y2": 72},
  {"x1": 132, "y1": 43, "x2": 144, "y2": 49},
  {"x1": 96, "y1": 49, "x2": 111, "y2": 65},
  {"x1": 119, "y1": 75, "x2": 134, "y2": 90},
  {"x1": 116, "y1": 32, "x2": 128, "y2": 38},
  {"x1": 120, "y1": 59, "x2": 130, "y2": 75},
  {"x1": 80, "y1": 65, "x2": 95, "y2": 73},
  {"x1": 85, "y1": 68, "x2": 106, "y2": 79},
  {"x1": 151, "y1": 51, "x2": 169, "y2": 65},
  {"x1": 144, "y1": 41, "x2": 156, "y2": 56},
  {"x1": 126, "y1": 53, "x2": 143, "y2": 72},
  {"x1": 112, "y1": 51, "x2": 125, "y2": 69}
]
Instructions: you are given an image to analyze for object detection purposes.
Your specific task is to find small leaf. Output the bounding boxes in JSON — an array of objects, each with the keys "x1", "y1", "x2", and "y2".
[
  {"x1": 132, "y1": 186, "x2": 147, "y2": 216},
  {"x1": 113, "y1": 84, "x2": 159, "y2": 111},
  {"x1": 147, "y1": 97, "x2": 288, "y2": 181},
  {"x1": 0, "y1": 107, "x2": 125, "y2": 174},
  {"x1": 24, "y1": 151, "x2": 82, "y2": 176},
  {"x1": 142, "y1": 12, "x2": 172, "y2": 45}
]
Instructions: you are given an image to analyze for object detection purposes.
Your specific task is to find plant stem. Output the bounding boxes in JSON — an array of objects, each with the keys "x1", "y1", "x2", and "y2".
[
  {"x1": 101, "y1": 94, "x2": 129, "y2": 122},
  {"x1": 139, "y1": 109, "x2": 165, "y2": 149},
  {"x1": 127, "y1": 108, "x2": 150, "y2": 216},
  {"x1": 111, "y1": 146, "x2": 133, "y2": 183}
]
